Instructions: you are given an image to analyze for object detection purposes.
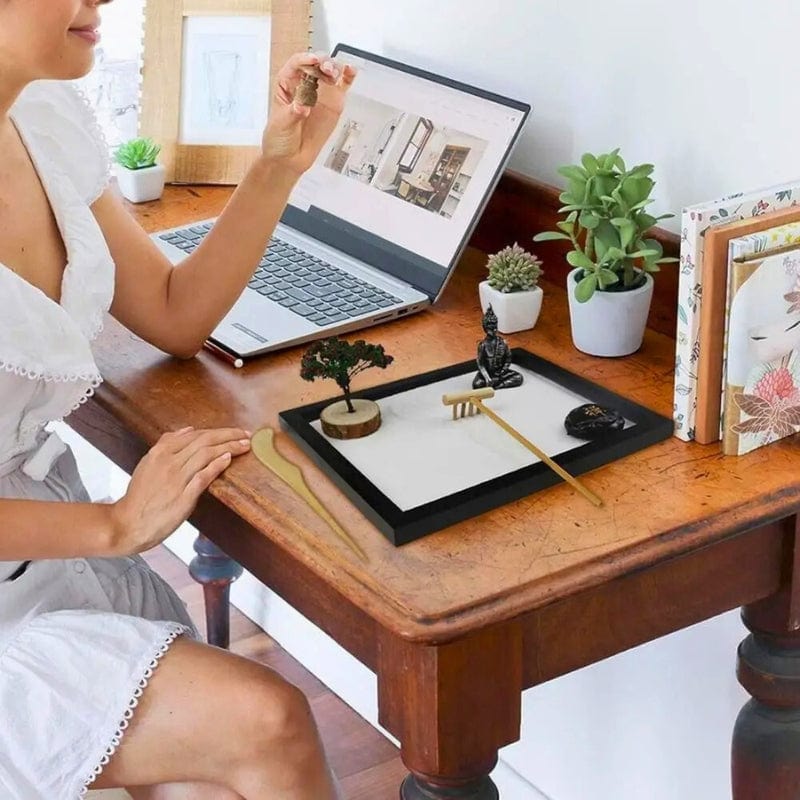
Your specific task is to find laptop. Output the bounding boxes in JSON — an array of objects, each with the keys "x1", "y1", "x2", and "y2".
[{"x1": 152, "y1": 44, "x2": 531, "y2": 358}]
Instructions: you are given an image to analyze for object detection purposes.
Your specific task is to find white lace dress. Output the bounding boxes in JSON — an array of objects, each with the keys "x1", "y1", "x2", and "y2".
[{"x1": 0, "y1": 81, "x2": 197, "y2": 799}]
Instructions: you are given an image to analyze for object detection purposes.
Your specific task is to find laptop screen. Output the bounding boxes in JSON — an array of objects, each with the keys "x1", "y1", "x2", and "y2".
[{"x1": 281, "y1": 44, "x2": 530, "y2": 299}]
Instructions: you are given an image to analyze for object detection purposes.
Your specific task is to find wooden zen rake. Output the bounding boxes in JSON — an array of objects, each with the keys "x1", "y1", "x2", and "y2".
[{"x1": 441, "y1": 388, "x2": 603, "y2": 507}]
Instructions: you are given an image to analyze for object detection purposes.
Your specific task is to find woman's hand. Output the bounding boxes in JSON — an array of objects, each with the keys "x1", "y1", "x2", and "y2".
[
  {"x1": 109, "y1": 426, "x2": 251, "y2": 555},
  {"x1": 260, "y1": 52, "x2": 357, "y2": 176}
]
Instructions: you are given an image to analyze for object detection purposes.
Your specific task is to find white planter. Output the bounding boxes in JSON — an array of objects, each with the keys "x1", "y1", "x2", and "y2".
[
  {"x1": 115, "y1": 163, "x2": 166, "y2": 203},
  {"x1": 567, "y1": 268, "x2": 654, "y2": 357},
  {"x1": 478, "y1": 281, "x2": 543, "y2": 334}
]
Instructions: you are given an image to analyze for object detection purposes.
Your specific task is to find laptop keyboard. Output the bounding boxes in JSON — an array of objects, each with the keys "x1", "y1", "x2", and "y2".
[{"x1": 158, "y1": 224, "x2": 403, "y2": 327}]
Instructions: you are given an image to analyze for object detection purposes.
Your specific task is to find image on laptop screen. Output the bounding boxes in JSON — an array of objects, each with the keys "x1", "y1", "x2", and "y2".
[{"x1": 281, "y1": 44, "x2": 530, "y2": 299}]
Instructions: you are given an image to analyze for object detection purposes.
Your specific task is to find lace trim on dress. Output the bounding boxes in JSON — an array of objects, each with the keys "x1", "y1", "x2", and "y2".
[
  {"x1": 78, "y1": 622, "x2": 188, "y2": 798},
  {"x1": 67, "y1": 82, "x2": 112, "y2": 205}
]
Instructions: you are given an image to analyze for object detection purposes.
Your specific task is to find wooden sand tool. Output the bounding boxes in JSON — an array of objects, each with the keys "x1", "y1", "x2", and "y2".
[
  {"x1": 251, "y1": 428, "x2": 368, "y2": 562},
  {"x1": 441, "y1": 388, "x2": 603, "y2": 507}
]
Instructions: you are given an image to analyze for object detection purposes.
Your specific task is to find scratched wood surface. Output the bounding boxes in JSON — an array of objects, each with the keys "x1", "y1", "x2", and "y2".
[{"x1": 85, "y1": 184, "x2": 800, "y2": 642}]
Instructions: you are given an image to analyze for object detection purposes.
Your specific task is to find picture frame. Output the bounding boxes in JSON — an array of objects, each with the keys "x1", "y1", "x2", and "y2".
[
  {"x1": 280, "y1": 349, "x2": 673, "y2": 546},
  {"x1": 140, "y1": 0, "x2": 312, "y2": 185}
]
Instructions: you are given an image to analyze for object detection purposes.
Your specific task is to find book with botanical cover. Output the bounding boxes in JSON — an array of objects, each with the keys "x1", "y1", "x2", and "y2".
[
  {"x1": 694, "y1": 211, "x2": 800, "y2": 444},
  {"x1": 675, "y1": 179, "x2": 800, "y2": 442},
  {"x1": 721, "y1": 245, "x2": 800, "y2": 456}
]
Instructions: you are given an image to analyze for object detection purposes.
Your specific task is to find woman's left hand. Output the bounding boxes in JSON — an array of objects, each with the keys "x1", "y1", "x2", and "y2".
[{"x1": 260, "y1": 52, "x2": 356, "y2": 176}]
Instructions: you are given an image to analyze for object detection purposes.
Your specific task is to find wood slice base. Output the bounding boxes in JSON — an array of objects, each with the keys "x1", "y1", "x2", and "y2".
[{"x1": 320, "y1": 398, "x2": 381, "y2": 439}]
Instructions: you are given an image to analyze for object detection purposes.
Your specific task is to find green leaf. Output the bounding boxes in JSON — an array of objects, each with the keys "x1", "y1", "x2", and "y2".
[
  {"x1": 579, "y1": 211, "x2": 600, "y2": 229},
  {"x1": 628, "y1": 249, "x2": 660, "y2": 258},
  {"x1": 636, "y1": 213, "x2": 657, "y2": 230},
  {"x1": 559, "y1": 191, "x2": 577, "y2": 206},
  {"x1": 606, "y1": 247, "x2": 626, "y2": 262},
  {"x1": 613, "y1": 154, "x2": 626, "y2": 172},
  {"x1": 559, "y1": 165, "x2": 589, "y2": 182},
  {"x1": 558, "y1": 204, "x2": 585, "y2": 213},
  {"x1": 656, "y1": 256, "x2": 680, "y2": 264},
  {"x1": 602, "y1": 148, "x2": 621, "y2": 170},
  {"x1": 566, "y1": 250, "x2": 595, "y2": 270},
  {"x1": 620, "y1": 176, "x2": 654, "y2": 209},
  {"x1": 628, "y1": 164, "x2": 654, "y2": 179},
  {"x1": 642, "y1": 238, "x2": 663, "y2": 259},
  {"x1": 581, "y1": 153, "x2": 599, "y2": 175},
  {"x1": 654, "y1": 213, "x2": 675, "y2": 222},
  {"x1": 533, "y1": 231, "x2": 572, "y2": 242},
  {"x1": 594, "y1": 235, "x2": 609, "y2": 261},
  {"x1": 630, "y1": 198, "x2": 655, "y2": 211},
  {"x1": 642, "y1": 262, "x2": 661, "y2": 273},
  {"x1": 594, "y1": 220, "x2": 621, "y2": 251},
  {"x1": 597, "y1": 268, "x2": 619, "y2": 287},
  {"x1": 557, "y1": 220, "x2": 576, "y2": 234},
  {"x1": 566, "y1": 210, "x2": 579, "y2": 223},
  {"x1": 575, "y1": 273, "x2": 598, "y2": 303}
]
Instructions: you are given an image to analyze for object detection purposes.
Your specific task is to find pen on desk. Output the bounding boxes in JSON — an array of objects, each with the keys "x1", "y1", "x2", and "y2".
[{"x1": 203, "y1": 340, "x2": 244, "y2": 369}]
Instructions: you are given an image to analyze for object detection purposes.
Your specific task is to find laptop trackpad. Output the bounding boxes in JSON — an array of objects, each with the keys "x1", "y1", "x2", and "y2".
[{"x1": 212, "y1": 291, "x2": 313, "y2": 354}]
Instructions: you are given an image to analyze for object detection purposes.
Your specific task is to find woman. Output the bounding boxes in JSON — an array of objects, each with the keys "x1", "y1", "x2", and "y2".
[{"x1": 0, "y1": 1, "x2": 355, "y2": 797}]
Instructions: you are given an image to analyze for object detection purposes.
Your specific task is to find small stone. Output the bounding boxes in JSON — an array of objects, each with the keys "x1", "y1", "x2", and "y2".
[
  {"x1": 295, "y1": 67, "x2": 322, "y2": 107},
  {"x1": 564, "y1": 403, "x2": 625, "y2": 440}
]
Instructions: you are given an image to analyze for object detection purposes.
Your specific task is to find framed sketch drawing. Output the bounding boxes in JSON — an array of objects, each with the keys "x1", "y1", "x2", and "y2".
[{"x1": 140, "y1": 0, "x2": 312, "y2": 184}]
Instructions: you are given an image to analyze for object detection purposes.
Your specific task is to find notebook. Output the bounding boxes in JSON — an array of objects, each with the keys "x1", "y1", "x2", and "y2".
[
  {"x1": 721, "y1": 246, "x2": 800, "y2": 455},
  {"x1": 693, "y1": 206, "x2": 800, "y2": 443},
  {"x1": 152, "y1": 44, "x2": 530, "y2": 358}
]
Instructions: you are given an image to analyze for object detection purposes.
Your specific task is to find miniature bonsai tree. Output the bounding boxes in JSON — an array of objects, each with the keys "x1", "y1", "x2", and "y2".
[
  {"x1": 486, "y1": 243, "x2": 543, "y2": 292},
  {"x1": 533, "y1": 148, "x2": 677, "y2": 302},
  {"x1": 114, "y1": 137, "x2": 161, "y2": 171},
  {"x1": 300, "y1": 337, "x2": 394, "y2": 413}
]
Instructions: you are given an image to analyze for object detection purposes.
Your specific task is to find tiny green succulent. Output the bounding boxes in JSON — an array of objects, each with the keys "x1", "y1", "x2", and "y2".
[
  {"x1": 486, "y1": 243, "x2": 543, "y2": 293},
  {"x1": 114, "y1": 137, "x2": 161, "y2": 170}
]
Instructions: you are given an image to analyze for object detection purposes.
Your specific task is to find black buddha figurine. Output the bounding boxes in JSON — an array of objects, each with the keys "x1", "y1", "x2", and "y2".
[{"x1": 472, "y1": 305, "x2": 523, "y2": 390}]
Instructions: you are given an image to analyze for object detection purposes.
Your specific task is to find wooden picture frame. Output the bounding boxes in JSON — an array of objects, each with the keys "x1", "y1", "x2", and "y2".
[{"x1": 140, "y1": 0, "x2": 312, "y2": 185}]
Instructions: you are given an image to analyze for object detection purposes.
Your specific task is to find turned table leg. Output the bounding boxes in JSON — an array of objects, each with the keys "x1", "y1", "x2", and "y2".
[
  {"x1": 188, "y1": 533, "x2": 243, "y2": 648},
  {"x1": 378, "y1": 625, "x2": 522, "y2": 800},
  {"x1": 732, "y1": 588, "x2": 800, "y2": 798}
]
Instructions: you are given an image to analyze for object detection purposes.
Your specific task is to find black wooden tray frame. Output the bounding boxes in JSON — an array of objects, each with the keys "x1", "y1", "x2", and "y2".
[{"x1": 279, "y1": 348, "x2": 673, "y2": 546}]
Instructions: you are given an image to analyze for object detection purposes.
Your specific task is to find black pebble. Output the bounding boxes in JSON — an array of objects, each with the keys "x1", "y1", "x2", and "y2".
[{"x1": 564, "y1": 403, "x2": 625, "y2": 440}]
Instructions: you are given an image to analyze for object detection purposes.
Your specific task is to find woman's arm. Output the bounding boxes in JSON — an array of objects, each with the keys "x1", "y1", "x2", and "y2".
[
  {"x1": 0, "y1": 498, "x2": 119, "y2": 560},
  {"x1": 95, "y1": 53, "x2": 356, "y2": 358},
  {"x1": 0, "y1": 426, "x2": 251, "y2": 562}
]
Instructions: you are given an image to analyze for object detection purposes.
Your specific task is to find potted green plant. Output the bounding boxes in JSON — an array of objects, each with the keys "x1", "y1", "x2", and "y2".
[
  {"x1": 300, "y1": 336, "x2": 394, "y2": 439},
  {"x1": 478, "y1": 243, "x2": 544, "y2": 334},
  {"x1": 534, "y1": 148, "x2": 677, "y2": 356},
  {"x1": 114, "y1": 137, "x2": 165, "y2": 203}
]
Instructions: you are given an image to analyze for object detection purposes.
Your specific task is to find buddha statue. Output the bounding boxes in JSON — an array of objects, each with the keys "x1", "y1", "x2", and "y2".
[{"x1": 472, "y1": 306, "x2": 523, "y2": 390}]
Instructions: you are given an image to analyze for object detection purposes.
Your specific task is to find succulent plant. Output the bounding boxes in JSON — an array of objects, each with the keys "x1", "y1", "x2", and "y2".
[
  {"x1": 486, "y1": 243, "x2": 543, "y2": 293},
  {"x1": 533, "y1": 148, "x2": 678, "y2": 303},
  {"x1": 114, "y1": 137, "x2": 162, "y2": 171}
]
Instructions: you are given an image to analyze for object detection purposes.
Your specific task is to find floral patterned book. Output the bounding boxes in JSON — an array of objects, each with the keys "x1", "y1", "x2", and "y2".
[
  {"x1": 675, "y1": 180, "x2": 800, "y2": 442},
  {"x1": 721, "y1": 245, "x2": 800, "y2": 456}
]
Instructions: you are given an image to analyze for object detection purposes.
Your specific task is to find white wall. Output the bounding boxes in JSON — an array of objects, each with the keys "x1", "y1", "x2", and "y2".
[{"x1": 314, "y1": 0, "x2": 800, "y2": 234}]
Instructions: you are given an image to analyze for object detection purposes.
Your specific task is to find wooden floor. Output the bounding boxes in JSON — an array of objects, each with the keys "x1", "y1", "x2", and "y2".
[{"x1": 141, "y1": 545, "x2": 407, "y2": 799}]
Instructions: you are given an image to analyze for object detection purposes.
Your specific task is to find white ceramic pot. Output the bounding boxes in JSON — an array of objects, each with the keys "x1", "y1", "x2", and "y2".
[
  {"x1": 115, "y1": 163, "x2": 166, "y2": 203},
  {"x1": 478, "y1": 281, "x2": 543, "y2": 334},
  {"x1": 566, "y1": 268, "x2": 654, "y2": 357}
]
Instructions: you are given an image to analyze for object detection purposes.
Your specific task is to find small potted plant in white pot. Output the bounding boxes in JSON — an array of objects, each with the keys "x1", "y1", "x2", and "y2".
[
  {"x1": 534, "y1": 148, "x2": 677, "y2": 357},
  {"x1": 114, "y1": 137, "x2": 165, "y2": 204},
  {"x1": 478, "y1": 243, "x2": 544, "y2": 334}
]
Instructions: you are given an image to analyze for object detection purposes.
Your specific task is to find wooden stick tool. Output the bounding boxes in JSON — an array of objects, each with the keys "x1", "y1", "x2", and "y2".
[
  {"x1": 441, "y1": 388, "x2": 603, "y2": 508},
  {"x1": 251, "y1": 428, "x2": 368, "y2": 562}
]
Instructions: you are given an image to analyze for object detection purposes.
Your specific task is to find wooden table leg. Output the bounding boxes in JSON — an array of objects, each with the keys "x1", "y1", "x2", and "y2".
[
  {"x1": 732, "y1": 587, "x2": 800, "y2": 798},
  {"x1": 378, "y1": 624, "x2": 522, "y2": 799},
  {"x1": 188, "y1": 533, "x2": 243, "y2": 648}
]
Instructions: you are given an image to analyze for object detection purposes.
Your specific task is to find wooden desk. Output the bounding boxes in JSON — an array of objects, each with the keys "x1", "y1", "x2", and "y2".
[{"x1": 71, "y1": 185, "x2": 800, "y2": 800}]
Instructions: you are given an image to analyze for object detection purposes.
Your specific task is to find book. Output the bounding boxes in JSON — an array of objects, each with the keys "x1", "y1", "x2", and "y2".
[
  {"x1": 693, "y1": 208, "x2": 800, "y2": 444},
  {"x1": 674, "y1": 179, "x2": 800, "y2": 442},
  {"x1": 720, "y1": 245, "x2": 800, "y2": 456}
]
